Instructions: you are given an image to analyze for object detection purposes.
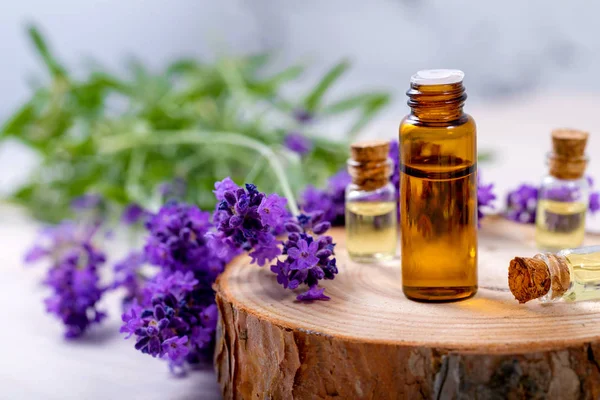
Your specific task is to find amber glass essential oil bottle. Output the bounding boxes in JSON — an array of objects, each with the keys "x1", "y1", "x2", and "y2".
[{"x1": 399, "y1": 69, "x2": 478, "y2": 302}]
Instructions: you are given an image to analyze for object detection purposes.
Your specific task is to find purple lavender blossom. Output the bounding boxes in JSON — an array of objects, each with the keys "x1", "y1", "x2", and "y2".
[
  {"x1": 121, "y1": 203, "x2": 149, "y2": 225},
  {"x1": 477, "y1": 173, "x2": 496, "y2": 225},
  {"x1": 288, "y1": 239, "x2": 320, "y2": 270},
  {"x1": 158, "y1": 178, "x2": 187, "y2": 200},
  {"x1": 270, "y1": 212, "x2": 337, "y2": 301},
  {"x1": 213, "y1": 177, "x2": 239, "y2": 201},
  {"x1": 284, "y1": 132, "x2": 313, "y2": 156},
  {"x1": 71, "y1": 194, "x2": 103, "y2": 211},
  {"x1": 590, "y1": 192, "x2": 600, "y2": 214},
  {"x1": 296, "y1": 285, "x2": 329, "y2": 301},
  {"x1": 144, "y1": 202, "x2": 227, "y2": 277},
  {"x1": 505, "y1": 184, "x2": 539, "y2": 224},
  {"x1": 25, "y1": 222, "x2": 107, "y2": 338},
  {"x1": 301, "y1": 170, "x2": 350, "y2": 226},
  {"x1": 162, "y1": 336, "x2": 190, "y2": 364},
  {"x1": 258, "y1": 193, "x2": 288, "y2": 227},
  {"x1": 113, "y1": 251, "x2": 147, "y2": 306},
  {"x1": 121, "y1": 272, "x2": 219, "y2": 371},
  {"x1": 293, "y1": 108, "x2": 313, "y2": 124},
  {"x1": 213, "y1": 181, "x2": 281, "y2": 266},
  {"x1": 121, "y1": 200, "x2": 233, "y2": 373}
]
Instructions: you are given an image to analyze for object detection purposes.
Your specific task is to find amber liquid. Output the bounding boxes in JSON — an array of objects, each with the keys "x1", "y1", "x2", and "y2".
[{"x1": 399, "y1": 81, "x2": 478, "y2": 302}]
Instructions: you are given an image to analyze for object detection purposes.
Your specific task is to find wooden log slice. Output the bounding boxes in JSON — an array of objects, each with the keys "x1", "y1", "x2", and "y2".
[{"x1": 214, "y1": 217, "x2": 600, "y2": 399}]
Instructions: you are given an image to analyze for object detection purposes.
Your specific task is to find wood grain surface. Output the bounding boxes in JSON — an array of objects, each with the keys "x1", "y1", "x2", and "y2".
[{"x1": 214, "y1": 217, "x2": 600, "y2": 399}]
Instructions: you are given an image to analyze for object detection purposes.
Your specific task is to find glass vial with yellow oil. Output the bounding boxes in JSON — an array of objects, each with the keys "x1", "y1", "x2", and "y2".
[
  {"x1": 509, "y1": 245, "x2": 600, "y2": 303},
  {"x1": 535, "y1": 129, "x2": 590, "y2": 251},
  {"x1": 345, "y1": 140, "x2": 397, "y2": 262},
  {"x1": 399, "y1": 69, "x2": 478, "y2": 302}
]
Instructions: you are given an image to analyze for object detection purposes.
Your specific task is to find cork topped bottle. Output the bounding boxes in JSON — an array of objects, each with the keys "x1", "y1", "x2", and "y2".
[
  {"x1": 345, "y1": 140, "x2": 397, "y2": 263},
  {"x1": 535, "y1": 129, "x2": 590, "y2": 251},
  {"x1": 399, "y1": 69, "x2": 478, "y2": 302}
]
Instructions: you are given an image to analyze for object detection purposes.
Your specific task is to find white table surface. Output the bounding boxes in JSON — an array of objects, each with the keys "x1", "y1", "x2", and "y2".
[{"x1": 3, "y1": 90, "x2": 600, "y2": 399}]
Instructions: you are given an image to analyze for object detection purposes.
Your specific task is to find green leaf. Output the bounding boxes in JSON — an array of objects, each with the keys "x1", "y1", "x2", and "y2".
[
  {"x1": 27, "y1": 25, "x2": 67, "y2": 78},
  {"x1": 347, "y1": 93, "x2": 391, "y2": 139},
  {"x1": 0, "y1": 101, "x2": 36, "y2": 137},
  {"x1": 303, "y1": 60, "x2": 350, "y2": 112},
  {"x1": 321, "y1": 92, "x2": 389, "y2": 116}
]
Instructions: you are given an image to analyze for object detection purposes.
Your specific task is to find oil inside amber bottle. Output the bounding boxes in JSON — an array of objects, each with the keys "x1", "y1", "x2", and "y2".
[{"x1": 399, "y1": 70, "x2": 478, "y2": 302}]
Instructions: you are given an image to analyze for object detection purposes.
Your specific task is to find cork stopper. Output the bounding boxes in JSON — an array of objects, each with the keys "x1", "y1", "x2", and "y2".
[
  {"x1": 549, "y1": 128, "x2": 589, "y2": 179},
  {"x1": 348, "y1": 140, "x2": 391, "y2": 191},
  {"x1": 508, "y1": 255, "x2": 571, "y2": 304}
]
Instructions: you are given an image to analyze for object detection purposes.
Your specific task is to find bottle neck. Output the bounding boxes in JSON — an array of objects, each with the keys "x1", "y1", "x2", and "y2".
[
  {"x1": 407, "y1": 82, "x2": 466, "y2": 122},
  {"x1": 534, "y1": 253, "x2": 571, "y2": 303},
  {"x1": 347, "y1": 158, "x2": 392, "y2": 191}
]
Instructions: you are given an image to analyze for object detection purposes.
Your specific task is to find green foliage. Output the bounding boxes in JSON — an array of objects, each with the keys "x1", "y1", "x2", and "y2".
[{"x1": 1, "y1": 26, "x2": 391, "y2": 222}]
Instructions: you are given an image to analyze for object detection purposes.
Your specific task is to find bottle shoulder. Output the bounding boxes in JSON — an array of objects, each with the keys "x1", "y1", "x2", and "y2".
[
  {"x1": 346, "y1": 182, "x2": 396, "y2": 202},
  {"x1": 399, "y1": 113, "x2": 476, "y2": 132}
]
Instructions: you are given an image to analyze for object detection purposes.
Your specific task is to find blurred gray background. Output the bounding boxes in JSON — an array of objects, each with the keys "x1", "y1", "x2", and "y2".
[{"x1": 2, "y1": 0, "x2": 600, "y2": 118}]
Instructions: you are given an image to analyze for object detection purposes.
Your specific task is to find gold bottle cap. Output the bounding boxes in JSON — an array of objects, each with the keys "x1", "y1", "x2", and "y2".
[
  {"x1": 548, "y1": 128, "x2": 589, "y2": 180},
  {"x1": 348, "y1": 140, "x2": 391, "y2": 191}
]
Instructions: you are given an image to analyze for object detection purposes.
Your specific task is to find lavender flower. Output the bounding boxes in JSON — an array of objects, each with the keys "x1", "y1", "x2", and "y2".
[
  {"x1": 270, "y1": 212, "x2": 337, "y2": 301},
  {"x1": 301, "y1": 170, "x2": 350, "y2": 226},
  {"x1": 113, "y1": 251, "x2": 147, "y2": 307},
  {"x1": 213, "y1": 177, "x2": 239, "y2": 201},
  {"x1": 158, "y1": 178, "x2": 187, "y2": 200},
  {"x1": 121, "y1": 201, "x2": 232, "y2": 373},
  {"x1": 144, "y1": 202, "x2": 227, "y2": 276},
  {"x1": 25, "y1": 221, "x2": 107, "y2": 338},
  {"x1": 590, "y1": 192, "x2": 600, "y2": 213},
  {"x1": 505, "y1": 184, "x2": 539, "y2": 224},
  {"x1": 293, "y1": 108, "x2": 313, "y2": 124},
  {"x1": 71, "y1": 194, "x2": 103, "y2": 211},
  {"x1": 121, "y1": 203, "x2": 149, "y2": 225},
  {"x1": 120, "y1": 275, "x2": 218, "y2": 372},
  {"x1": 213, "y1": 181, "x2": 281, "y2": 266},
  {"x1": 477, "y1": 173, "x2": 496, "y2": 225},
  {"x1": 284, "y1": 132, "x2": 313, "y2": 156}
]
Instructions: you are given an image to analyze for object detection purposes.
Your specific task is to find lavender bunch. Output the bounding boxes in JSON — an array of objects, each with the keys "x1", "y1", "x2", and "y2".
[
  {"x1": 119, "y1": 201, "x2": 232, "y2": 372},
  {"x1": 120, "y1": 271, "x2": 218, "y2": 374},
  {"x1": 301, "y1": 171, "x2": 351, "y2": 226},
  {"x1": 24, "y1": 221, "x2": 108, "y2": 338},
  {"x1": 213, "y1": 178, "x2": 287, "y2": 266},
  {"x1": 272, "y1": 213, "x2": 337, "y2": 301}
]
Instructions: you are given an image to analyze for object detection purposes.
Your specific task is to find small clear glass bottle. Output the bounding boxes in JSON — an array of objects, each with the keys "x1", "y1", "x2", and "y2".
[
  {"x1": 509, "y1": 246, "x2": 600, "y2": 303},
  {"x1": 535, "y1": 129, "x2": 590, "y2": 250},
  {"x1": 345, "y1": 140, "x2": 397, "y2": 263}
]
